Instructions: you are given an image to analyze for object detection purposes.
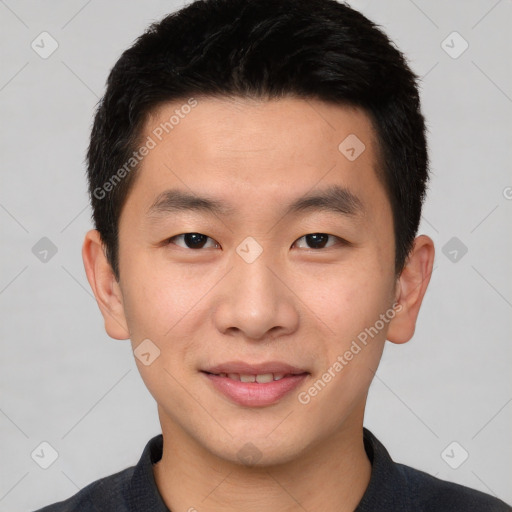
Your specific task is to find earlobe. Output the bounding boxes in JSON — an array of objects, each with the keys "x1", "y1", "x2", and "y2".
[
  {"x1": 386, "y1": 235, "x2": 435, "y2": 344},
  {"x1": 82, "y1": 229, "x2": 130, "y2": 340}
]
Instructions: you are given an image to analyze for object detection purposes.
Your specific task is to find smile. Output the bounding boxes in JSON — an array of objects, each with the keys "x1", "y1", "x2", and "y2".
[
  {"x1": 201, "y1": 362, "x2": 309, "y2": 407},
  {"x1": 207, "y1": 372, "x2": 288, "y2": 383}
]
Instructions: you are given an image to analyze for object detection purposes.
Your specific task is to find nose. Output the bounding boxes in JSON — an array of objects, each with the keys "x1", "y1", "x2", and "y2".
[{"x1": 212, "y1": 249, "x2": 300, "y2": 342}]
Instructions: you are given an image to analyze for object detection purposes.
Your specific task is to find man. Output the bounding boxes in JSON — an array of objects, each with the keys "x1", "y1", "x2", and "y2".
[{"x1": 36, "y1": 0, "x2": 511, "y2": 510}]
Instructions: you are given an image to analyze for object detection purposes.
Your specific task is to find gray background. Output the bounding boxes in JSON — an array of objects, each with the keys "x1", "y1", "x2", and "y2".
[{"x1": 1, "y1": 0, "x2": 511, "y2": 510}]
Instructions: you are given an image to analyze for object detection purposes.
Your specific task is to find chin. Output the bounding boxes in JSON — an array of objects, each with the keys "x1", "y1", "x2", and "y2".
[{"x1": 218, "y1": 429, "x2": 310, "y2": 468}]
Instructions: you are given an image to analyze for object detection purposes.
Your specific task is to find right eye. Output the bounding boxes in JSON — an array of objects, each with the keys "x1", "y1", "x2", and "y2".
[{"x1": 165, "y1": 233, "x2": 220, "y2": 250}]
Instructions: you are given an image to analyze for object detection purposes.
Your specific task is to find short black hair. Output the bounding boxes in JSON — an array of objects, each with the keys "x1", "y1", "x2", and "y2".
[{"x1": 87, "y1": 0, "x2": 428, "y2": 281}]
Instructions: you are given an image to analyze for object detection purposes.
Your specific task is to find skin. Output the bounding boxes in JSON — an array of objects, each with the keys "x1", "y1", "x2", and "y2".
[{"x1": 83, "y1": 96, "x2": 435, "y2": 512}]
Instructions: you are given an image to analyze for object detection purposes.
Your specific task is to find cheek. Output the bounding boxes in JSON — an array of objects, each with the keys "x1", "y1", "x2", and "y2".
[
  {"x1": 121, "y1": 257, "x2": 216, "y2": 381},
  {"x1": 122, "y1": 278, "x2": 169, "y2": 341},
  {"x1": 313, "y1": 262, "x2": 394, "y2": 339},
  {"x1": 121, "y1": 254, "x2": 198, "y2": 339},
  {"x1": 297, "y1": 268, "x2": 391, "y2": 426},
  {"x1": 122, "y1": 265, "x2": 204, "y2": 401}
]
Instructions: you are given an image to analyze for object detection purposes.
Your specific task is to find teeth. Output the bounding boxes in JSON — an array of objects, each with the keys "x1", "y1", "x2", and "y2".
[
  {"x1": 216, "y1": 372, "x2": 291, "y2": 382},
  {"x1": 255, "y1": 373, "x2": 274, "y2": 383}
]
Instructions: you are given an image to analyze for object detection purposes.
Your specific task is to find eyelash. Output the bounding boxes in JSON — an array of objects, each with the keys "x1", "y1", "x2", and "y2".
[{"x1": 165, "y1": 232, "x2": 348, "y2": 251}]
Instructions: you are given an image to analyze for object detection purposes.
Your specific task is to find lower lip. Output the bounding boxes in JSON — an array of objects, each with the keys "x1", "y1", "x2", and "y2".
[{"x1": 203, "y1": 372, "x2": 308, "y2": 407}]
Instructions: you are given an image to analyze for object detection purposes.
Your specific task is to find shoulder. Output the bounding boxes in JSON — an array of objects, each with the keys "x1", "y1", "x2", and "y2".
[
  {"x1": 398, "y1": 463, "x2": 511, "y2": 511},
  {"x1": 359, "y1": 428, "x2": 510, "y2": 512},
  {"x1": 32, "y1": 466, "x2": 134, "y2": 512},
  {"x1": 32, "y1": 434, "x2": 165, "y2": 512}
]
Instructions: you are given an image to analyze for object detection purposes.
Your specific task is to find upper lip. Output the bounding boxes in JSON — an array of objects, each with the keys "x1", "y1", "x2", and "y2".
[{"x1": 203, "y1": 361, "x2": 308, "y2": 375}]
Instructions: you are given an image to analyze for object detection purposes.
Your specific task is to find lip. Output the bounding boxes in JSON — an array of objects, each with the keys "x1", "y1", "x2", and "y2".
[
  {"x1": 201, "y1": 361, "x2": 309, "y2": 407},
  {"x1": 203, "y1": 361, "x2": 308, "y2": 375},
  {"x1": 203, "y1": 373, "x2": 308, "y2": 407}
]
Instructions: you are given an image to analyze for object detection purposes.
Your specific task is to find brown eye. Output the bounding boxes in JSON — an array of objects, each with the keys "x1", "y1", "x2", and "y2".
[
  {"x1": 293, "y1": 233, "x2": 342, "y2": 249},
  {"x1": 167, "y1": 233, "x2": 219, "y2": 249}
]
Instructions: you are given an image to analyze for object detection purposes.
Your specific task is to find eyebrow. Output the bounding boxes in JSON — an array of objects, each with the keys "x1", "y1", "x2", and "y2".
[{"x1": 146, "y1": 185, "x2": 365, "y2": 221}]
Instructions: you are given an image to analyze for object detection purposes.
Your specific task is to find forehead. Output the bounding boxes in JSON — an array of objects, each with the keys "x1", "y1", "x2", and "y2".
[{"x1": 123, "y1": 96, "x2": 389, "y2": 224}]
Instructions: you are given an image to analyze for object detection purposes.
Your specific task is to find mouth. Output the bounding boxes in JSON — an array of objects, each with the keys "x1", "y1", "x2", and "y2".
[
  {"x1": 201, "y1": 361, "x2": 309, "y2": 407},
  {"x1": 203, "y1": 371, "x2": 297, "y2": 383}
]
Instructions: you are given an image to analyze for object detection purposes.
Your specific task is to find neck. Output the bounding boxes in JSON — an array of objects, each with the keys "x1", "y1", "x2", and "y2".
[{"x1": 153, "y1": 412, "x2": 372, "y2": 512}]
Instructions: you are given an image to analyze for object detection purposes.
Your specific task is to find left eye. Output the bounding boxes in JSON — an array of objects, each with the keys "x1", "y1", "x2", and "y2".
[
  {"x1": 167, "y1": 233, "x2": 219, "y2": 249},
  {"x1": 293, "y1": 233, "x2": 341, "y2": 249}
]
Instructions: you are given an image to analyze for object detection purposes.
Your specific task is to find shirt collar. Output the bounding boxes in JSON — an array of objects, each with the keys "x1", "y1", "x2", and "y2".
[
  {"x1": 128, "y1": 428, "x2": 411, "y2": 511},
  {"x1": 355, "y1": 428, "x2": 412, "y2": 511},
  {"x1": 129, "y1": 433, "x2": 169, "y2": 511}
]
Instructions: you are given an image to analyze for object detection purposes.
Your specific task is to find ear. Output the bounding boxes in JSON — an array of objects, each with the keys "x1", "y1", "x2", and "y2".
[
  {"x1": 386, "y1": 235, "x2": 435, "y2": 344},
  {"x1": 82, "y1": 229, "x2": 130, "y2": 340}
]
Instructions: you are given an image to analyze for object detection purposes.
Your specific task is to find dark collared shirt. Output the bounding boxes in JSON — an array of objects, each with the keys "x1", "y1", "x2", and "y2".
[{"x1": 34, "y1": 428, "x2": 510, "y2": 511}]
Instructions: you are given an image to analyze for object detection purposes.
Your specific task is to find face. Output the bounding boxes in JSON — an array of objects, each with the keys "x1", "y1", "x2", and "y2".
[{"x1": 113, "y1": 97, "x2": 400, "y2": 464}]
